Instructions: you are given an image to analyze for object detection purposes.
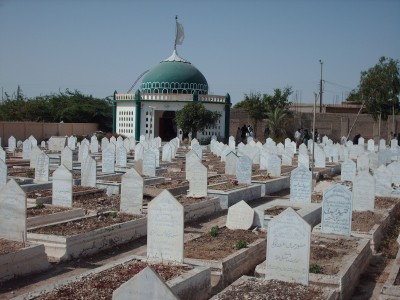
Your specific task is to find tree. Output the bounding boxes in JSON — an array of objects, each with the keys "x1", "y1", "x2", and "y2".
[
  {"x1": 175, "y1": 102, "x2": 221, "y2": 139},
  {"x1": 349, "y1": 57, "x2": 400, "y2": 121},
  {"x1": 233, "y1": 87, "x2": 293, "y2": 138},
  {"x1": 265, "y1": 107, "x2": 290, "y2": 140}
]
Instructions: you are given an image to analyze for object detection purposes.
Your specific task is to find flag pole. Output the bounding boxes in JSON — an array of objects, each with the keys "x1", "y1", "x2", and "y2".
[{"x1": 174, "y1": 15, "x2": 178, "y2": 51}]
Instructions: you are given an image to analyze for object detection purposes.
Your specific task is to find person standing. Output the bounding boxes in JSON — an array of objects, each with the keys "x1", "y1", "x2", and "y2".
[
  {"x1": 235, "y1": 127, "x2": 242, "y2": 145},
  {"x1": 241, "y1": 124, "x2": 248, "y2": 141}
]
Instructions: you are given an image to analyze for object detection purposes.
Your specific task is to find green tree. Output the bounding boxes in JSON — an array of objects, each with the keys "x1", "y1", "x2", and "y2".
[
  {"x1": 265, "y1": 107, "x2": 290, "y2": 140},
  {"x1": 349, "y1": 57, "x2": 400, "y2": 121},
  {"x1": 234, "y1": 87, "x2": 293, "y2": 138},
  {"x1": 175, "y1": 102, "x2": 221, "y2": 139}
]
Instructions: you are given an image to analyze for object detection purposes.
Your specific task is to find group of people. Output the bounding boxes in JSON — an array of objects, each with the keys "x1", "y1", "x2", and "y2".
[
  {"x1": 235, "y1": 124, "x2": 254, "y2": 144},
  {"x1": 295, "y1": 128, "x2": 320, "y2": 146}
]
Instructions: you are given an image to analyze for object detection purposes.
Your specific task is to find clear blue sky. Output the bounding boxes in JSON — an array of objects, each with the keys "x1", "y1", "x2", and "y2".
[{"x1": 1, "y1": 0, "x2": 399, "y2": 105}]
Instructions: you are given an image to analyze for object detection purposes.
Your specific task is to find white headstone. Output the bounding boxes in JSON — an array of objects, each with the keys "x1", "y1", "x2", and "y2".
[
  {"x1": 388, "y1": 161, "x2": 400, "y2": 185},
  {"x1": 187, "y1": 160, "x2": 207, "y2": 197},
  {"x1": 143, "y1": 150, "x2": 156, "y2": 177},
  {"x1": 61, "y1": 146, "x2": 73, "y2": 170},
  {"x1": 321, "y1": 184, "x2": 352, "y2": 236},
  {"x1": 267, "y1": 154, "x2": 281, "y2": 177},
  {"x1": 22, "y1": 139, "x2": 32, "y2": 160},
  {"x1": 0, "y1": 159, "x2": 7, "y2": 189},
  {"x1": 266, "y1": 207, "x2": 310, "y2": 285},
  {"x1": 135, "y1": 143, "x2": 144, "y2": 161},
  {"x1": 52, "y1": 165, "x2": 73, "y2": 207},
  {"x1": 35, "y1": 152, "x2": 49, "y2": 182},
  {"x1": 374, "y1": 165, "x2": 392, "y2": 197},
  {"x1": 0, "y1": 179, "x2": 26, "y2": 242},
  {"x1": 341, "y1": 159, "x2": 356, "y2": 182},
  {"x1": 29, "y1": 146, "x2": 41, "y2": 168},
  {"x1": 120, "y1": 168, "x2": 143, "y2": 214},
  {"x1": 48, "y1": 136, "x2": 67, "y2": 152},
  {"x1": 81, "y1": 156, "x2": 96, "y2": 187},
  {"x1": 367, "y1": 139, "x2": 375, "y2": 152},
  {"x1": 112, "y1": 266, "x2": 179, "y2": 300},
  {"x1": 357, "y1": 154, "x2": 369, "y2": 173},
  {"x1": 314, "y1": 146, "x2": 326, "y2": 168},
  {"x1": 0, "y1": 147, "x2": 5, "y2": 163},
  {"x1": 236, "y1": 155, "x2": 252, "y2": 184},
  {"x1": 162, "y1": 143, "x2": 172, "y2": 162},
  {"x1": 226, "y1": 200, "x2": 254, "y2": 230},
  {"x1": 8, "y1": 136, "x2": 16, "y2": 151},
  {"x1": 147, "y1": 190, "x2": 184, "y2": 263},
  {"x1": 228, "y1": 136, "x2": 235, "y2": 150},
  {"x1": 298, "y1": 153, "x2": 309, "y2": 168},
  {"x1": 379, "y1": 139, "x2": 386, "y2": 150},
  {"x1": 102, "y1": 143, "x2": 115, "y2": 173},
  {"x1": 192, "y1": 143, "x2": 203, "y2": 160},
  {"x1": 352, "y1": 172, "x2": 375, "y2": 211},
  {"x1": 149, "y1": 147, "x2": 160, "y2": 168},
  {"x1": 68, "y1": 136, "x2": 76, "y2": 150},
  {"x1": 290, "y1": 165, "x2": 312, "y2": 203},
  {"x1": 116, "y1": 145, "x2": 128, "y2": 167},
  {"x1": 90, "y1": 136, "x2": 99, "y2": 153},
  {"x1": 225, "y1": 151, "x2": 238, "y2": 175}
]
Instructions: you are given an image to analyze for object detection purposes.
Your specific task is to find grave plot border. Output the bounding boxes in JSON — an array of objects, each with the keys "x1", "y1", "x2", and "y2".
[
  {"x1": 381, "y1": 245, "x2": 400, "y2": 298},
  {"x1": 210, "y1": 275, "x2": 338, "y2": 300},
  {"x1": 0, "y1": 244, "x2": 49, "y2": 283},
  {"x1": 183, "y1": 237, "x2": 266, "y2": 293},
  {"x1": 27, "y1": 207, "x2": 86, "y2": 228},
  {"x1": 26, "y1": 187, "x2": 107, "y2": 205},
  {"x1": 255, "y1": 234, "x2": 371, "y2": 300},
  {"x1": 207, "y1": 183, "x2": 262, "y2": 209},
  {"x1": 27, "y1": 216, "x2": 147, "y2": 262},
  {"x1": 253, "y1": 199, "x2": 322, "y2": 229},
  {"x1": 15, "y1": 255, "x2": 211, "y2": 300},
  {"x1": 251, "y1": 175, "x2": 290, "y2": 196},
  {"x1": 184, "y1": 197, "x2": 222, "y2": 222}
]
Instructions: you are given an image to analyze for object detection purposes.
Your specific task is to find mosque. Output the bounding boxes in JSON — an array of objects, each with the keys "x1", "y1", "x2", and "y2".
[{"x1": 112, "y1": 18, "x2": 231, "y2": 142}]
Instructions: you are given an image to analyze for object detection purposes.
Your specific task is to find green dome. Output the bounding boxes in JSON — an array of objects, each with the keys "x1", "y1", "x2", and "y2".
[{"x1": 141, "y1": 50, "x2": 208, "y2": 95}]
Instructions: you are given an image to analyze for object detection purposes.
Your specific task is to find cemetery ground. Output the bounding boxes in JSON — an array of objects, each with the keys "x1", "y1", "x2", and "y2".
[{"x1": 2, "y1": 136, "x2": 400, "y2": 299}]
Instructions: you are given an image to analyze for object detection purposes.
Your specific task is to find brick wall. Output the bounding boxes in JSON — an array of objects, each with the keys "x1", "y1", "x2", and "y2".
[{"x1": 230, "y1": 108, "x2": 400, "y2": 143}]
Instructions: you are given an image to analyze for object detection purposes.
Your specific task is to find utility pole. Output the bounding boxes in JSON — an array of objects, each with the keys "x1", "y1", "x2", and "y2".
[{"x1": 319, "y1": 60, "x2": 323, "y2": 113}]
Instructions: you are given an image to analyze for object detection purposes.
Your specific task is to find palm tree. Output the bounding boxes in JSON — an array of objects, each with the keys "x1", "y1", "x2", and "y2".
[{"x1": 265, "y1": 107, "x2": 289, "y2": 139}]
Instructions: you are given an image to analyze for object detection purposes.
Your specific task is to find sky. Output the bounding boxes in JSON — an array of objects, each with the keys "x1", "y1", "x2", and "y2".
[{"x1": 0, "y1": 0, "x2": 399, "y2": 106}]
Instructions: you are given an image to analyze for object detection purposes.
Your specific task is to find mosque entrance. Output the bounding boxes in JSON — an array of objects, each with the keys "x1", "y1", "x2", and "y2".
[{"x1": 159, "y1": 111, "x2": 177, "y2": 141}]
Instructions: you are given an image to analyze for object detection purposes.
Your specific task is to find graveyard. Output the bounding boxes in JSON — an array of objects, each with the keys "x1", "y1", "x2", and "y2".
[{"x1": 0, "y1": 133, "x2": 400, "y2": 300}]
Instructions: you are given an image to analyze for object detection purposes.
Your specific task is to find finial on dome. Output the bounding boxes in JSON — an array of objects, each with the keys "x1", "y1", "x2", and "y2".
[{"x1": 164, "y1": 49, "x2": 188, "y2": 63}]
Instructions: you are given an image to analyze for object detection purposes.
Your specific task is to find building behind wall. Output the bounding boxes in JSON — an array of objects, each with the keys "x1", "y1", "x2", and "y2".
[{"x1": 113, "y1": 49, "x2": 231, "y2": 142}]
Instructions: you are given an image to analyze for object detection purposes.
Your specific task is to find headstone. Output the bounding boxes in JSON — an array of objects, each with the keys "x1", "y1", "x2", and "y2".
[
  {"x1": 35, "y1": 152, "x2": 49, "y2": 182},
  {"x1": 101, "y1": 137, "x2": 109, "y2": 151},
  {"x1": 379, "y1": 139, "x2": 386, "y2": 150},
  {"x1": 112, "y1": 266, "x2": 179, "y2": 300},
  {"x1": 22, "y1": 139, "x2": 32, "y2": 160},
  {"x1": 135, "y1": 143, "x2": 144, "y2": 161},
  {"x1": 48, "y1": 136, "x2": 67, "y2": 152},
  {"x1": 357, "y1": 154, "x2": 370, "y2": 173},
  {"x1": 0, "y1": 147, "x2": 5, "y2": 163},
  {"x1": 110, "y1": 136, "x2": 117, "y2": 145},
  {"x1": 314, "y1": 146, "x2": 326, "y2": 168},
  {"x1": 116, "y1": 145, "x2": 127, "y2": 167},
  {"x1": 388, "y1": 161, "x2": 400, "y2": 185},
  {"x1": 78, "y1": 142, "x2": 89, "y2": 163},
  {"x1": 81, "y1": 156, "x2": 96, "y2": 187},
  {"x1": 52, "y1": 165, "x2": 73, "y2": 207},
  {"x1": 225, "y1": 151, "x2": 238, "y2": 175},
  {"x1": 374, "y1": 165, "x2": 392, "y2": 197},
  {"x1": 123, "y1": 138, "x2": 130, "y2": 153},
  {"x1": 143, "y1": 150, "x2": 156, "y2": 177},
  {"x1": 191, "y1": 143, "x2": 202, "y2": 160},
  {"x1": 0, "y1": 179, "x2": 26, "y2": 242},
  {"x1": 187, "y1": 160, "x2": 207, "y2": 197},
  {"x1": 90, "y1": 136, "x2": 99, "y2": 153},
  {"x1": 341, "y1": 159, "x2": 356, "y2": 182},
  {"x1": 67, "y1": 136, "x2": 76, "y2": 150},
  {"x1": 185, "y1": 150, "x2": 201, "y2": 180},
  {"x1": 266, "y1": 207, "x2": 310, "y2": 285},
  {"x1": 228, "y1": 136, "x2": 235, "y2": 150},
  {"x1": 149, "y1": 147, "x2": 160, "y2": 168},
  {"x1": 162, "y1": 143, "x2": 172, "y2": 162},
  {"x1": 226, "y1": 200, "x2": 254, "y2": 230},
  {"x1": 147, "y1": 190, "x2": 184, "y2": 263},
  {"x1": 321, "y1": 184, "x2": 352, "y2": 236},
  {"x1": 367, "y1": 139, "x2": 375, "y2": 152},
  {"x1": 120, "y1": 168, "x2": 143, "y2": 214},
  {"x1": 236, "y1": 155, "x2": 252, "y2": 184},
  {"x1": 368, "y1": 152, "x2": 379, "y2": 172},
  {"x1": 134, "y1": 159, "x2": 143, "y2": 175},
  {"x1": 299, "y1": 144, "x2": 308, "y2": 156},
  {"x1": 61, "y1": 146, "x2": 73, "y2": 170},
  {"x1": 40, "y1": 141, "x2": 46, "y2": 149},
  {"x1": 277, "y1": 143, "x2": 284, "y2": 155},
  {"x1": 282, "y1": 148, "x2": 293, "y2": 166},
  {"x1": 0, "y1": 159, "x2": 7, "y2": 189},
  {"x1": 290, "y1": 165, "x2": 312, "y2": 203},
  {"x1": 298, "y1": 153, "x2": 309, "y2": 168},
  {"x1": 140, "y1": 135, "x2": 146, "y2": 143},
  {"x1": 29, "y1": 146, "x2": 41, "y2": 168},
  {"x1": 259, "y1": 151, "x2": 268, "y2": 170},
  {"x1": 352, "y1": 172, "x2": 375, "y2": 211},
  {"x1": 28, "y1": 135, "x2": 37, "y2": 147},
  {"x1": 267, "y1": 154, "x2": 281, "y2": 177},
  {"x1": 102, "y1": 143, "x2": 115, "y2": 173}
]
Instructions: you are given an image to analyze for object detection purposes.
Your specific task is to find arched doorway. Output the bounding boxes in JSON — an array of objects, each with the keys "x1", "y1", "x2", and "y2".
[{"x1": 159, "y1": 111, "x2": 177, "y2": 141}]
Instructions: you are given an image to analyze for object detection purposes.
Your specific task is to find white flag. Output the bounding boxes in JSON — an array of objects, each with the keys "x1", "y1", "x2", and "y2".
[{"x1": 175, "y1": 21, "x2": 184, "y2": 45}]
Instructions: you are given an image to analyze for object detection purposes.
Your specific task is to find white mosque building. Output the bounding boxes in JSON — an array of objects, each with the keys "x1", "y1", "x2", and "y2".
[{"x1": 112, "y1": 18, "x2": 231, "y2": 142}]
